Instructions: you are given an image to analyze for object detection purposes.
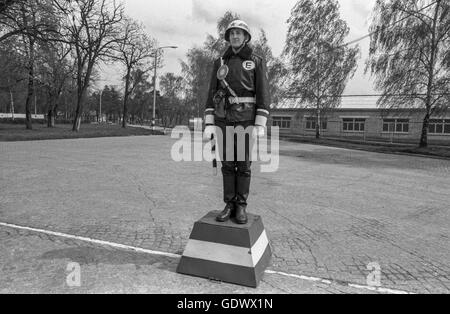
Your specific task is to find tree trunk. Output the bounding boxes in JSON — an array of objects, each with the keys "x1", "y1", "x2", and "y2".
[
  {"x1": 122, "y1": 69, "x2": 131, "y2": 128},
  {"x1": 315, "y1": 105, "x2": 321, "y2": 139},
  {"x1": 72, "y1": 79, "x2": 90, "y2": 132},
  {"x1": 419, "y1": 111, "x2": 430, "y2": 148},
  {"x1": 72, "y1": 89, "x2": 85, "y2": 132},
  {"x1": 20, "y1": 3, "x2": 33, "y2": 129},
  {"x1": 420, "y1": 0, "x2": 441, "y2": 148},
  {"x1": 47, "y1": 108, "x2": 56, "y2": 127},
  {"x1": 24, "y1": 39, "x2": 35, "y2": 130},
  {"x1": 73, "y1": 61, "x2": 93, "y2": 131},
  {"x1": 24, "y1": 64, "x2": 34, "y2": 130}
]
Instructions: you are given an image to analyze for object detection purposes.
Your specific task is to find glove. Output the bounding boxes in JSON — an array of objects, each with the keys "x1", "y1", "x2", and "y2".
[
  {"x1": 252, "y1": 125, "x2": 266, "y2": 138},
  {"x1": 203, "y1": 125, "x2": 216, "y2": 141}
]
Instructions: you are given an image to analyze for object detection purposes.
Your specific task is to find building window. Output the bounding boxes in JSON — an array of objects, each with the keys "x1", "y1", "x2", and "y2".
[
  {"x1": 383, "y1": 119, "x2": 409, "y2": 133},
  {"x1": 305, "y1": 117, "x2": 327, "y2": 130},
  {"x1": 272, "y1": 117, "x2": 292, "y2": 129},
  {"x1": 429, "y1": 119, "x2": 450, "y2": 134},
  {"x1": 343, "y1": 118, "x2": 365, "y2": 132}
]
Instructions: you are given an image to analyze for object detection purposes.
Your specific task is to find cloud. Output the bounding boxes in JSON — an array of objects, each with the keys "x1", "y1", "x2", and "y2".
[
  {"x1": 340, "y1": 0, "x2": 377, "y2": 36},
  {"x1": 190, "y1": 0, "x2": 274, "y2": 32},
  {"x1": 191, "y1": 0, "x2": 219, "y2": 24},
  {"x1": 349, "y1": 0, "x2": 374, "y2": 17}
]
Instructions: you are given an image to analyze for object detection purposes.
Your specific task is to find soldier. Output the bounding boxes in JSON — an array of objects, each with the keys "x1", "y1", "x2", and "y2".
[{"x1": 204, "y1": 19, "x2": 271, "y2": 224}]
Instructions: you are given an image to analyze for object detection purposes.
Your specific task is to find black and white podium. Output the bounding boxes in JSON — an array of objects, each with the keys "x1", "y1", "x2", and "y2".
[{"x1": 176, "y1": 211, "x2": 272, "y2": 288}]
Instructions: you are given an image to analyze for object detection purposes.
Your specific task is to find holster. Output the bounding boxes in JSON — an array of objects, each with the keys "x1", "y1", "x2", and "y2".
[{"x1": 213, "y1": 89, "x2": 227, "y2": 119}]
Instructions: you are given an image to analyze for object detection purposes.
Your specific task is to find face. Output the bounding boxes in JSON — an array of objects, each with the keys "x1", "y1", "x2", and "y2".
[{"x1": 229, "y1": 28, "x2": 247, "y2": 48}]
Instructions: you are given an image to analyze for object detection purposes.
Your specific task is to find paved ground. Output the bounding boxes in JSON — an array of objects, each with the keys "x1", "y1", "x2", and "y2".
[{"x1": 0, "y1": 134, "x2": 449, "y2": 294}]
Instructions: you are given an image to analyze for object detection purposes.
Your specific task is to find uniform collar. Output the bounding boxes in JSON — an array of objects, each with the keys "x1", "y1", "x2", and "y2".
[{"x1": 223, "y1": 44, "x2": 253, "y2": 60}]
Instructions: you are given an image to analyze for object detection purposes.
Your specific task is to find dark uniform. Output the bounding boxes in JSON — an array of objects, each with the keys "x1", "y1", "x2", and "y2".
[{"x1": 204, "y1": 43, "x2": 271, "y2": 224}]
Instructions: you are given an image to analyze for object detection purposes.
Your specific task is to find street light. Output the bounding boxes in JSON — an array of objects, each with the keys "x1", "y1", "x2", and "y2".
[
  {"x1": 99, "y1": 89, "x2": 103, "y2": 123},
  {"x1": 152, "y1": 45, "x2": 178, "y2": 130}
]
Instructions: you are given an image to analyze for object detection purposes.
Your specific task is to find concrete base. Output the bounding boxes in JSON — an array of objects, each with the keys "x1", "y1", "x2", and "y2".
[{"x1": 177, "y1": 211, "x2": 272, "y2": 288}]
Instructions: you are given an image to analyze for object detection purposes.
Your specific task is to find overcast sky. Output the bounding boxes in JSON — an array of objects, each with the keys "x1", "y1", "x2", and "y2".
[{"x1": 99, "y1": 0, "x2": 378, "y2": 95}]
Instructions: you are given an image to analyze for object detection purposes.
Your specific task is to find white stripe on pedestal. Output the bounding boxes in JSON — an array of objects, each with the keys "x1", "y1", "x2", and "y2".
[
  {"x1": 182, "y1": 230, "x2": 269, "y2": 267},
  {"x1": 250, "y1": 230, "x2": 269, "y2": 266}
]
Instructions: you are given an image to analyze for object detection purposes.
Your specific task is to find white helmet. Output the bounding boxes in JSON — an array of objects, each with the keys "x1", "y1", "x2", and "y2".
[{"x1": 225, "y1": 20, "x2": 252, "y2": 43}]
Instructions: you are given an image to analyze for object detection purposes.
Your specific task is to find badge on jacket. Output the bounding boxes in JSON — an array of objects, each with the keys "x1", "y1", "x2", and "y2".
[{"x1": 242, "y1": 60, "x2": 255, "y2": 71}]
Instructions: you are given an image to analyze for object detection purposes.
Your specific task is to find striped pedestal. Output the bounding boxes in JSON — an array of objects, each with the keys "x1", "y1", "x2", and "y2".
[{"x1": 176, "y1": 211, "x2": 272, "y2": 288}]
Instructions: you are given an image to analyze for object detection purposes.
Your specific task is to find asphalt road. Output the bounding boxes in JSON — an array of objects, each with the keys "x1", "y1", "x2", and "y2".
[{"x1": 0, "y1": 134, "x2": 448, "y2": 294}]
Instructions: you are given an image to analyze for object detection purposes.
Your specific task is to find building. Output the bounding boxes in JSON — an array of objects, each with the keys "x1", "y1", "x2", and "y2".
[{"x1": 270, "y1": 97, "x2": 450, "y2": 145}]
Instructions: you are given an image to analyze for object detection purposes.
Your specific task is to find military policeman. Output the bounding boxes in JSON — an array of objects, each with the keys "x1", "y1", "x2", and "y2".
[{"x1": 204, "y1": 19, "x2": 271, "y2": 224}]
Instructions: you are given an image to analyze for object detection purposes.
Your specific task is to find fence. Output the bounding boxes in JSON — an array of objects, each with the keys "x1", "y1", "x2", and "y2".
[{"x1": 0, "y1": 113, "x2": 45, "y2": 119}]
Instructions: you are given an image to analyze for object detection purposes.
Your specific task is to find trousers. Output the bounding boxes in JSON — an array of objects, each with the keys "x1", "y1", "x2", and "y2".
[{"x1": 215, "y1": 119, "x2": 254, "y2": 206}]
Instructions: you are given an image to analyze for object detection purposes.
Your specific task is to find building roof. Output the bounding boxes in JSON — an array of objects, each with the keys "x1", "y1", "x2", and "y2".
[{"x1": 272, "y1": 96, "x2": 380, "y2": 110}]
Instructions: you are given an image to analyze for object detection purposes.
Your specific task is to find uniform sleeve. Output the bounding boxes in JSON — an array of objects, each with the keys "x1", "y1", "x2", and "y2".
[
  {"x1": 204, "y1": 59, "x2": 220, "y2": 126},
  {"x1": 254, "y1": 57, "x2": 271, "y2": 127}
]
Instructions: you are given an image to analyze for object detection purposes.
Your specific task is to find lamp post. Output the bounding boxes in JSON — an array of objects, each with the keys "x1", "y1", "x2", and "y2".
[
  {"x1": 99, "y1": 89, "x2": 103, "y2": 123},
  {"x1": 151, "y1": 45, "x2": 177, "y2": 130}
]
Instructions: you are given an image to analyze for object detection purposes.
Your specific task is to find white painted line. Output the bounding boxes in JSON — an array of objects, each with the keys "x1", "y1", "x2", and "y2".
[
  {"x1": 348, "y1": 283, "x2": 412, "y2": 295},
  {"x1": 266, "y1": 270, "x2": 413, "y2": 294},
  {"x1": 0, "y1": 221, "x2": 414, "y2": 294},
  {"x1": 0, "y1": 221, "x2": 180, "y2": 259},
  {"x1": 265, "y1": 270, "x2": 332, "y2": 285}
]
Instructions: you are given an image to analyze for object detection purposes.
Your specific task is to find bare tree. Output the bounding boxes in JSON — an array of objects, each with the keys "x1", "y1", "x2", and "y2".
[
  {"x1": 0, "y1": 0, "x2": 60, "y2": 129},
  {"x1": 0, "y1": 0, "x2": 58, "y2": 43},
  {"x1": 0, "y1": 38, "x2": 25, "y2": 119},
  {"x1": 37, "y1": 40, "x2": 73, "y2": 127},
  {"x1": 114, "y1": 17, "x2": 155, "y2": 128},
  {"x1": 366, "y1": 0, "x2": 450, "y2": 147},
  {"x1": 56, "y1": 0, "x2": 124, "y2": 131},
  {"x1": 18, "y1": 0, "x2": 38, "y2": 129}
]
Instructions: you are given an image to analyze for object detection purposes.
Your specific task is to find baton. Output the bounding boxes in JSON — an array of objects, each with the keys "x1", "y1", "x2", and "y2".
[{"x1": 211, "y1": 134, "x2": 218, "y2": 176}]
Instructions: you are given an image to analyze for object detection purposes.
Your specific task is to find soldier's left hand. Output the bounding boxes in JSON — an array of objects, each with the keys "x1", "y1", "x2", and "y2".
[{"x1": 252, "y1": 125, "x2": 266, "y2": 138}]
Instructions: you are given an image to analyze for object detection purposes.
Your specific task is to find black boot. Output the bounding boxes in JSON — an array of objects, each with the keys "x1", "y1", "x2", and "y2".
[
  {"x1": 235, "y1": 174, "x2": 251, "y2": 224},
  {"x1": 216, "y1": 202, "x2": 235, "y2": 222},
  {"x1": 235, "y1": 203, "x2": 248, "y2": 224},
  {"x1": 216, "y1": 173, "x2": 236, "y2": 222}
]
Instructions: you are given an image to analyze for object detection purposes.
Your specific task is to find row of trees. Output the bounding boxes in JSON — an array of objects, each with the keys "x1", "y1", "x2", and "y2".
[
  {"x1": 183, "y1": 0, "x2": 449, "y2": 147},
  {"x1": 283, "y1": 0, "x2": 450, "y2": 147},
  {"x1": 1, "y1": 0, "x2": 449, "y2": 146},
  {"x1": 0, "y1": 0, "x2": 160, "y2": 131}
]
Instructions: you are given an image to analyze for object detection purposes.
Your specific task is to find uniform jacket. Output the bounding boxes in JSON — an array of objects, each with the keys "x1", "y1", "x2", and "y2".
[{"x1": 204, "y1": 44, "x2": 271, "y2": 126}]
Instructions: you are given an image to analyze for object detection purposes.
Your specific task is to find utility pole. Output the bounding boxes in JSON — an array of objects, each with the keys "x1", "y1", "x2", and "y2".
[
  {"x1": 151, "y1": 45, "x2": 178, "y2": 130},
  {"x1": 34, "y1": 86, "x2": 37, "y2": 118},
  {"x1": 152, "y1": 50, "x2": 157, "y2": 129},
  {"x1": 316, "y1": 13, "x2": 321, "y2": 139},
  {"x1": 99, "y1": 90, "x2": 103, "y2": 123}
]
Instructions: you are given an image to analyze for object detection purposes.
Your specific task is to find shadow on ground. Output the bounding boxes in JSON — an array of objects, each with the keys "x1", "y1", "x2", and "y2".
[
  {"x1": 279, "y1": 148, "x2": 450, "y2": 172},
  {"x1": 39, "y1": 246, "x2": 180, "y2": 272}
]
